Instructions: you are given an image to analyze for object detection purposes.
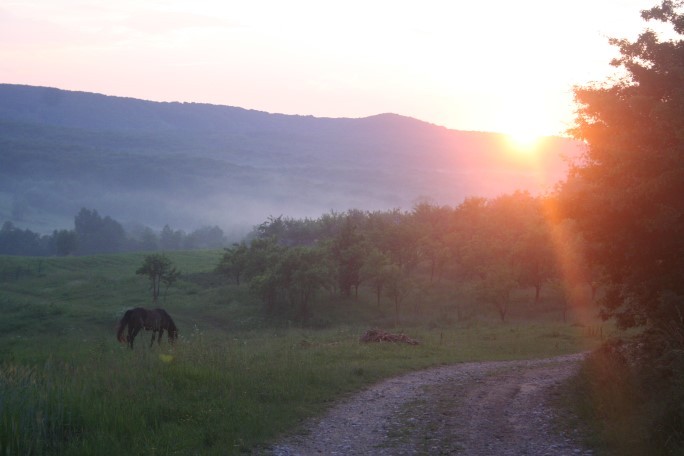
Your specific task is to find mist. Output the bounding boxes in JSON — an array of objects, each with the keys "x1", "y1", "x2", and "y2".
[{"x1": 0, "y1": 84, "x2": 582, "y2": 236}]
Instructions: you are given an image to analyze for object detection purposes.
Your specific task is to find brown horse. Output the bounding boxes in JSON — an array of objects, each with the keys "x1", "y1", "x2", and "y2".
[{"x1": 116, "y1": 307, "x2": 178, "y2": 349}]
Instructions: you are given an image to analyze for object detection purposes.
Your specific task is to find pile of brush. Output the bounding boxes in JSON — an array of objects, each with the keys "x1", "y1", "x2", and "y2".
[{"x1": 359, "y1": 328, "x2": 419, "y2": 345}]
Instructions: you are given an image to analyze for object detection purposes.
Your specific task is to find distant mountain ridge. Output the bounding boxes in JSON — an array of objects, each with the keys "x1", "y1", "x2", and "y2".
[{"x1": 0, "y1": 83, "x2": 581, "y2": 235}]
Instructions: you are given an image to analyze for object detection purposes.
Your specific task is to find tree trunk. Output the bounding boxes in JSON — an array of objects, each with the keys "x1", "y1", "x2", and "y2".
[
  {"x1": 430, "y1": 258, "x2": 436, "y2": 284},
  {"x1": 152, "y1": 275, "x2": 161, "y2": 302},
  {"x1": 496, "y1": 299, "x2": 508, "y2": 322}
]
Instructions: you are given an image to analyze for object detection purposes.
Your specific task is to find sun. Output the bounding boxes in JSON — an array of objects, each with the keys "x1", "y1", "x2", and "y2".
[
  {"x1": 506, "y1": 130, "x2": 543, "y2": 154},
  {"x1": 494, "y1": 91, "x2": 555, "y2": 157}
]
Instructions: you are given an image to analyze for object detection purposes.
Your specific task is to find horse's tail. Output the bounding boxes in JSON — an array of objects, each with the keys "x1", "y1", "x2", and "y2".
[{"x1": 116, "y1": 310, "x2": 131, "y2": 343}]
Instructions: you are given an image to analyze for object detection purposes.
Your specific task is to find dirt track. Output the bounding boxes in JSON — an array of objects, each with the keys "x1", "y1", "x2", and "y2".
[{"x1": 265, "y1": 353, "x2": 593, "y2": 455}]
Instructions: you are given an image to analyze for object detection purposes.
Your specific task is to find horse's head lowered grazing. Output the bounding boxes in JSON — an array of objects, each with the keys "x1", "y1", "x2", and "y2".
[{"x1": 116, "y1": 307, "x2": 178, "y2": 349}]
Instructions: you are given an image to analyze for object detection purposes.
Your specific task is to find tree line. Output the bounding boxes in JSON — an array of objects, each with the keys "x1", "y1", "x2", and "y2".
[
  {"x1": 0, "y1": 208, "x2": 228, "y2": 256},
  {"x1": 216, "y1": 191, "x2": 592, "y2": 324}
]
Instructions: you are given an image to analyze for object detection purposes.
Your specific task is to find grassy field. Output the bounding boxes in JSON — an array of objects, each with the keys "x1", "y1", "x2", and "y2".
[{"x1": 0, "y1": 252, "x2": 608, "y2": 454}]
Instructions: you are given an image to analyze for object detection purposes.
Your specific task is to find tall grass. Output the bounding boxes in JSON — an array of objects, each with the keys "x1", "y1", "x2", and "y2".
[
  {"x1": 1, "y1": 322, "x2": 599, "y2": 455},
  {"x1": 560, "y1": 336, "x2": 684, "y2": 456},
  {"x1": 0, "y1": 251, "x2": 606, "y2": 453}
]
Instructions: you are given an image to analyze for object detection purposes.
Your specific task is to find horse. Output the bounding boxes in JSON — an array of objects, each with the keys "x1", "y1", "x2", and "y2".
[{"x1": 116, "y1": 307, "x2": 178, "y2": 349}]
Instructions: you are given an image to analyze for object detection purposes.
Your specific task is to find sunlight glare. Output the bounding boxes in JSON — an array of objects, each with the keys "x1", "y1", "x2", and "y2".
[
  {"x1": 495, "y1": 90, "x2": 554, "y2": 158},
  {"x1": 507, "y1": 130, "x2": 542, "y2": 154}
]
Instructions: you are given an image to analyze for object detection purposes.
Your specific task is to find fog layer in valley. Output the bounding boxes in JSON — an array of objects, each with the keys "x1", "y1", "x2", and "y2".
[{"x1": 0, "y1": 84, "x2": 582, "y2": 235}]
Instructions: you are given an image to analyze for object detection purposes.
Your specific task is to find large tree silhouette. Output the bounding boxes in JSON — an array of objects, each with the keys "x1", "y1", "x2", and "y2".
[{"x1": 562, "y1": 1, "x2": 684, "y2": 332}]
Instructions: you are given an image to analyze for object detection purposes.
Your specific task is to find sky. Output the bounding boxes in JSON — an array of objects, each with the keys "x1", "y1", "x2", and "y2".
[{"x1": 0, "y1": 0, "x2": 660, "y2": 137}]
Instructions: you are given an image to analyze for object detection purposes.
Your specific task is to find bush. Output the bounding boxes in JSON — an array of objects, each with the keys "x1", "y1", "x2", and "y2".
[{"x1": 570, "y1": 337, "x2": 684, "y2": 455}]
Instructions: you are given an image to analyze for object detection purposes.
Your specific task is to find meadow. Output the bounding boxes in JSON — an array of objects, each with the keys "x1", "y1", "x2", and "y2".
[{"x1": 0, "y1": 251, "x2": 605, "y2": 455}]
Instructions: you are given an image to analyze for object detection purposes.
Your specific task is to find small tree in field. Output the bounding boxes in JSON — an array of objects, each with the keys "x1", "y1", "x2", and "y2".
[{"x1": 136, "y1": 254, "x2": 180, "y2": 303}]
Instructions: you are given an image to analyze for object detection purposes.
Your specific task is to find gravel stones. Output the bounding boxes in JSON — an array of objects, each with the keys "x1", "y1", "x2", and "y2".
[{"x1": 266, "y1": 354, "x2": 592, "y2": 456}]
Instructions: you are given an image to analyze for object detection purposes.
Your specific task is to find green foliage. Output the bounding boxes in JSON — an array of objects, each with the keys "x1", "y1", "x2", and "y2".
[
  {"x1": 330, "y1": 217, "x2": 365, "y2": 297},
  {"x1": 384, "y1": 264, "x2": 413, "y2": 325},
  {"x1": 246, "y1": 243, "x2": 329, "y2": 319},
  {"x1": 0, "y1": 221, "x2": 51, "y2": 256},
  {"x1": 239, "y1": 193, "x2": 589, "y2": 325},
  {"x1": 564, "y1": 1, "x2": 684, "y2": 331},
  {"x1": 0, "y1": 249, "x2": 604, "y2": 454},
  {"x1": 360, "y1": 248, "x2": 392, "y2": 306},
  {"x1": 52, "y1": 229, "x2": 78, "y2": 256},
  {"x1": 560, "y1": 2, "x2": 684, "y2": 453},
  {"x1": 563, "y1": 337, "x2": 684, "y2": 455},
  {"x1": 0, "y1": 208, "x2": 229, "y2": 256},
  {"x1": 216, "y1": 242, "x2": 249, "y2": 285},
  {"x1": 74, "y1": 208, "x2": 126, "y2": 255},
  {"x1": 0, "y1": 184, "x2": 608, "y2": 452}
]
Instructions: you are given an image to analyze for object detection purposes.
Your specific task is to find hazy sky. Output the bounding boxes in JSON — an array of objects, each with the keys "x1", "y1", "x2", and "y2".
[{"x1": 0, "y1": 0, "x2": 658, "y2": 136}]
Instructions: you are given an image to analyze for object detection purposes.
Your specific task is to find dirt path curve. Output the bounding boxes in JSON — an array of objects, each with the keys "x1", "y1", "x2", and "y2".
[{"x1": 265, "y1": 353, "x2": 593, "y2": 455}]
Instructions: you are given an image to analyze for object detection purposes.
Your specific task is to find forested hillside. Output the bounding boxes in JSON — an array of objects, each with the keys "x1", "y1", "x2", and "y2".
[{"x1": 0, "y1": 84, "x2": 581, "y2": 234}]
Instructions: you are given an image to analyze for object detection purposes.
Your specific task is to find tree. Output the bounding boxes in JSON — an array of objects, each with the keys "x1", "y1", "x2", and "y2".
[
  {"x1": 184, "y1": 226, "x2": 225, "y2": 249},
  {"x1": 285, "y1": 247, "x2": 327, "y2": 320},
  {"x1": 74, "y1": 208, "x2": 125, "y2": 255},
  {"x1": 361, "y1": 248, "x2": 392, "y2": 306},
  {"x1": 51, "y1": 229, "x2": 78, "y2": 256},
  {"x1": 243, "y1": 236, "x2": 282, "y2": 282},
  {"x1": 384, "y1": 264, "x2": 412, "y2": 325},
  {"x1": 138, "y1": 227, "x2": 159, "y2": 252},
  {"x1": 0, "y1": 221, "x2": 47, "y2": 256},
  {"x1": 559, "y1": 11, "x2": 684, "y2": 449},
  {"x1": 561, "y1": 1, "x2": 684, "y2": 331},
  {"x1": 411, "y1": 202, "x2": 454, "y2": 283},
  {"x1": 136, "y1": 254, "x2": 180, "y2": 303},
  {"x1": 216, "y1": 242, "x2": 249, "y2": 285},
  {"x1": 159, "y1": 224, "x2": 184, "y2": 251},
  {"x1": 475, "y1": 263, "x2": 518, "y2": 322},
  {"x1": 330, "y1": 217, "x2": 365, "y2": 298},
  {"x1": 451, "y1": 194, "x2": 542, "y2": 321},
  {"x1": 246, "y1": 244, "x2": 326, "y2": 320},
  {"x1": 511, "y1": 197, "x2": 557, "y2": 304}
]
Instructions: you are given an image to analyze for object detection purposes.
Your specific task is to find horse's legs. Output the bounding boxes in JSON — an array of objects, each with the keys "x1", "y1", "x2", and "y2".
[
  {"x1": 130, "y1": 326, "x2": 141, "y2": 349},
  {"x1": 150, "y1": 330, "x2": 156, "y2": 347},
  {"x1": 158, "y1": 329, "x2": 164, "y2": 345}
]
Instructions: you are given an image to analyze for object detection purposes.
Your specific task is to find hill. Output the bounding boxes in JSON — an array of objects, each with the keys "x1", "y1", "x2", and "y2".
[{"x1": 0, "y1": 83, "x2": 582, "y2": 234}]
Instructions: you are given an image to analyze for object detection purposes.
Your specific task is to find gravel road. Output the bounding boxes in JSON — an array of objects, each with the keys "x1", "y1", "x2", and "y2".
[{"x1": 265, "y1": 353, "x2": 593, "y2": 455}]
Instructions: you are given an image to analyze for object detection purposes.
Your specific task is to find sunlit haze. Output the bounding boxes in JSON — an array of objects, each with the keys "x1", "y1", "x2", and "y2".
[{"x1": 1, "y1": 0, "x2": 653, "y2": 136}]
